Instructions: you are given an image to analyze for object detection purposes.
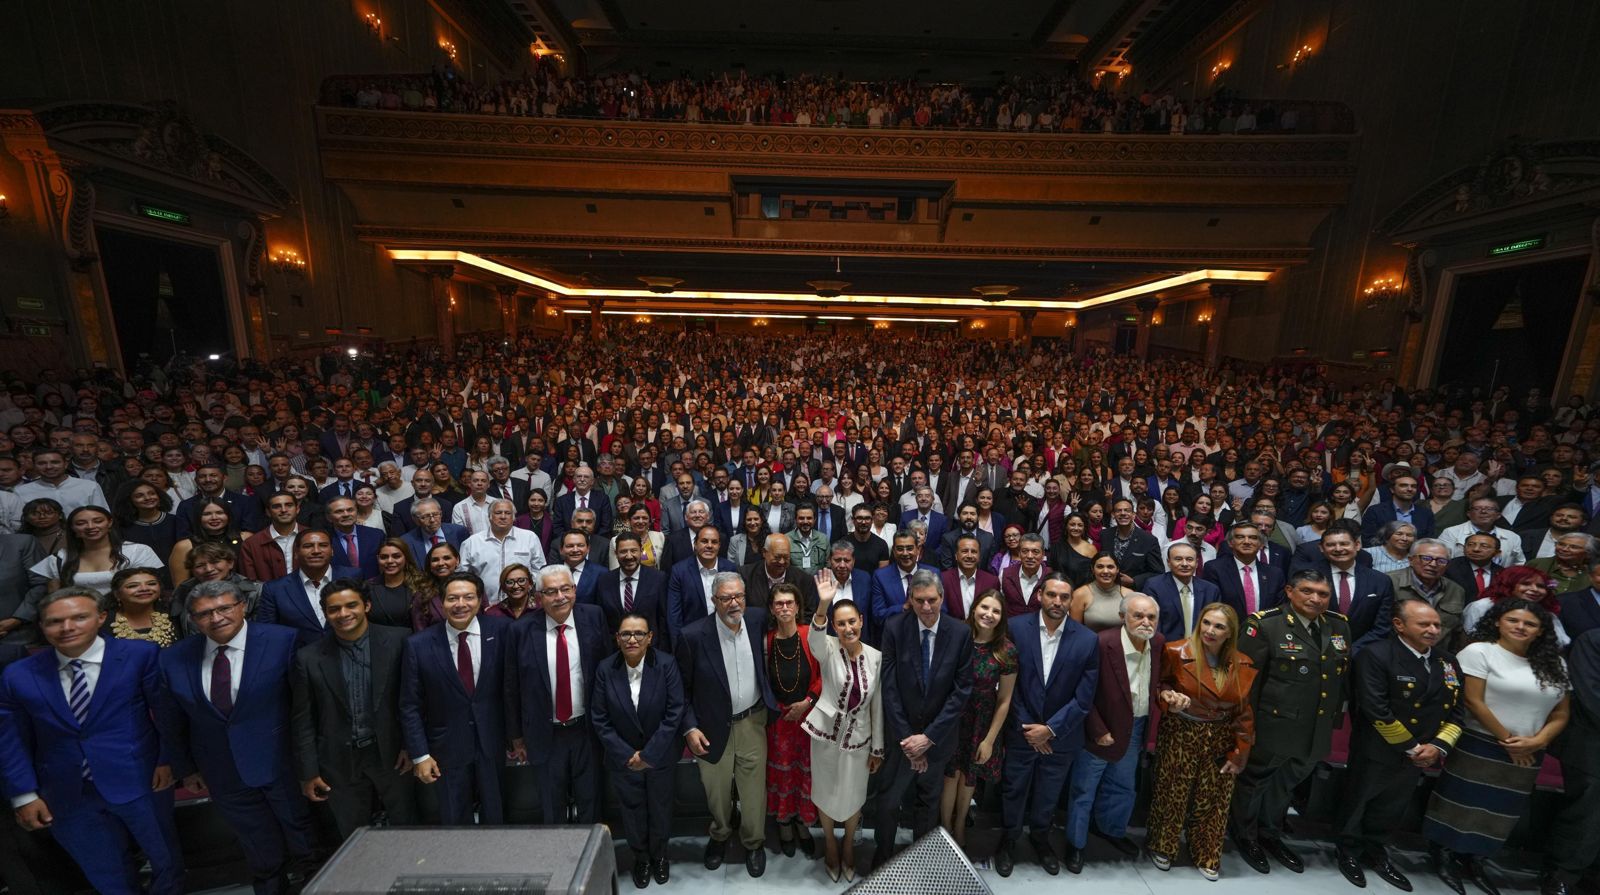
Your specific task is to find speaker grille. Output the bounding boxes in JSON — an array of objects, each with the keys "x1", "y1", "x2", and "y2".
[{"x1": 847, "y1": 827, "x2": 992, "y2": 895}]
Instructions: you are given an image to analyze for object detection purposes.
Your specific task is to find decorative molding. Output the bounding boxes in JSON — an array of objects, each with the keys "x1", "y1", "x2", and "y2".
[
  {"x1": 1378, "y1": 138, "x2": 1600, "y2": 237},
  {"x1": 353, "y1": 224, "x2": 1314, "y2": 264},
  {"x1": 48, "y1": 164, "x2": 97, "y2": 271},
  {"x1": 316, "y1": 109, "x2": 1357, "y2": 177},
  {"x1": 236, "y1": 218, "x2": 267, "y2": 294}
]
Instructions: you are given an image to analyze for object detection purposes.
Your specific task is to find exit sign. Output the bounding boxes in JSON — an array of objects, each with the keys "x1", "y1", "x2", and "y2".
[
  {"x1": 137, "y1": 203, "x2": 191, "y2": 225},
  {"x1": 1488, "y1": 236, "x2": 1545, "y2": 256}
]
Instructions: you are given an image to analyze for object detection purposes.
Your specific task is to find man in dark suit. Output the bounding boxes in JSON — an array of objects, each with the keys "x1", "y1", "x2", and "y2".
[
  {"x1": 289, "y1": 578, "x2": 415, "y2": 838},
  {"x1": 554, "y1": 530, "x2": 605, "y2": 606},
  {"x1": 394, "y1": 471, "x2": 457, "y2": 534},
  {"x1": 318, "y1": 415, "x2": 355, "y2": 461},
  {"x1": 1066, "y1": 594, "x2": 1165, "y2": 871},
  {"x1": 1560, "y1": 568, "x2": 1600, "y2": 641},
  {"x1": 326, "y1": 496, "x2": 385, "y2": 580},
  {"x1": 591, "y1": 612, "x2": 685, "y2": 888},
  {"x1": 598, "y1": 532, "x2": 670, "y2": 644},
  {"x1": 666, "y1": 526, "x2": 740, "y2": 644},
  {"x1": 506, "y1": 564, "x2": 612, "y2": 825},
  {"x1": 823, "y1": 539, "x2": 876, "y2": 611},
  {"x1": 1200, "y1": 521, "x2": 1286, "y2": 619},
  {"x1": 873, "y1": 571, "x2": 975, "y2": 867},
  {"x1": 1518, "y1": 504, "x2": 1590, "y2": 562},
  {"x1": 317, "y1": 457, "x2": 362, "y2": 505},
  {"x1": 399, "y1": 572, "x2": 512, "y2": 824},
  {"x1": 1445, "y1": 532, "x2": 1504, "y2": 599},
  {"x1": 1360, "y1": 473, "x2": 1434, "y2": 545},
  {"x1": 158, "y1": 580, "x2": 312, "y2": 895},
  {"x1": 740, "y1": 533, "x2": 820, "y2": 615},
  {"x1": 0, "y1": 588, "x2": 183, "y2": 895},
  {"x1": 1497, "y1": 474, "x2": 1560, "y2": 532},
  {"x1": 552, "y1": 466, "x2": 612, "y2": 539},
  {"x1": 485, "y1": 457, "x2": 528, "y2": 508},
  {"x1": 256, "y1": 531, "x2": 361, "y2": 649},
  {"x1": 399, "y1": 497, "x2": 468, "y2": 567},
  {"x1": 1290, "y1": 536, "x2": 1374, "y2": 573},
  {"x1": 811, "y1": 485, "x2": 848, "y2": 544},
  {"x1": 661, "y1": 500, "x2": 715, "y2": 570},
  {"x1": 175, "y1": 464, "x2": 264, "y2": 536},
  {"x1": 1288, "y1": 524, "x2": 1395, "y2": 643},
  {"x1": 675, "y1": 572, "x2": 777, "y2": 878},
  {"x1": 1146, "y1": 541, "x2": 1220, "y2": 642},
  {"x1": 870, "y1": 531, "x2": 940, "y2": 641},
  {"x1": 994, "y1": 573, "x2": 1099, "y2": 878},
  {"x1": 1099, "y1": 498, "x2": 1165, "y2": 587},
  {"x1": 936, "y1": 503, "x2": 993, "y2": 570},
  {"x1": 899, "y1": 487, "x2": 948, "y2": 551},
  {"x1": 0, "y1": 531, "x2": 45, "y2": 644},
  {"x1": 940, "y1": 533, "x2": 1000, "y2": 620}
]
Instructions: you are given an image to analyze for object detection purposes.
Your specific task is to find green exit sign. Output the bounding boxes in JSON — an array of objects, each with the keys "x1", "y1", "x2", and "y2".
[
  {"x1": 1488, "y1": 236, "x2": 1544, "y2": 256},
  {"x1": 1122, "y1": 314, "x2": 1140, "y2": 323},
  {"x1": 137, "y1": 203, "x2": 191, "y2": 225}
]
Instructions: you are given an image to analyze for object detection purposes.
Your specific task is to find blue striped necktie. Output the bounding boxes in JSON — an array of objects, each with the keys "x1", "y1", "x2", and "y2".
[{"x1": 68, "y1": 659, "x2": 92, "y2": 780}]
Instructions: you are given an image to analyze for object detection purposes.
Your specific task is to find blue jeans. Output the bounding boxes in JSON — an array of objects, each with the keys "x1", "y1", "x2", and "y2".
[{"x1": 1064, "y1": 716, "x2": 1146, "y2": 848}]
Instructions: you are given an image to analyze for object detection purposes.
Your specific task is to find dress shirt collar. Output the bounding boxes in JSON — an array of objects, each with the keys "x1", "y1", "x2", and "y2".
[
  {"x1": 56, "y1": 635, "x2": 106, "y2": 671},
  {"x1": 919, "y1": 616, "x2": 939, "y2": 638},
  {"x1": 208, "y1": 620, "x2": 248, "y2": 652},
  {"x1": 1399, "y1": 637, "x2": 1431, "y2": 663},
  {"x1": 544, "y1": 611, "x2": 575, "y2": 633},
  {"x1": 446, "y1": 617, "x2": 481, "y2": 640}
]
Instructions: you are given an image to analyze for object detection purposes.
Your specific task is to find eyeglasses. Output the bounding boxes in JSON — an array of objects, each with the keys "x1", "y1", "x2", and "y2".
[
  {"x1": 616, "y1": 631, "x2": 651, "y2": 641},
  {"x1": 539, "y1": 584, "x2": 577, "y2": 597},
  {"x1": 189, "y1": 602, "x2": 243, "y2": 620},
  {"x1": 504, "y1": 579, "x2": 532, "y2": 589},
  {"x1": 1413, "y1": 555, "x2": 1449, "y2": 565}
]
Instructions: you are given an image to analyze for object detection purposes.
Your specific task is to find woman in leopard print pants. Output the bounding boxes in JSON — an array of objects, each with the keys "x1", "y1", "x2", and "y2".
[{"x1": 1146, "y1": 604, "x2": 1258, "y2": 881}]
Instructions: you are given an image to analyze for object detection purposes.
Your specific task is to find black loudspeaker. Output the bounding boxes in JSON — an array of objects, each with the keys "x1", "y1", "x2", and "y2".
[
  {"x1": 304, "y1": 825, "x2": 616, "y2": 894},
  {"x1": 847, "y1": 827, "x2": 992, "y2": 895}
]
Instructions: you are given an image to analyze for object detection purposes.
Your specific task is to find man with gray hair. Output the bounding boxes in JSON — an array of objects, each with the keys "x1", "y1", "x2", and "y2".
[
  {"x1": 460, "y1": 499, "x2": 547, "y2": 604},
  {"x1": 675, "y1": 571, "x2": 776, "y2": 878},
  {"x1": 1372, "y1": 538, "x2": 1466, "y2": 650},
  {"x1": 554, "y1": 465, "x2": 611, "y2": 538},
  {"x1": 484, "y1": 455, "x2": 525, "y2": 507},
  {"x1": 374, "y1": 461, "x2": 413, "y2": 514},
  {"x1": 741, "y1": 531, "x2": 820, "y2": 614},
  {"x1": 401, "y1": 497, "x2": 468, "y2": 567}
]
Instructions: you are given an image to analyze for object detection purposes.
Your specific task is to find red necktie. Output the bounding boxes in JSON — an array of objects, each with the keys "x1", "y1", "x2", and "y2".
[
  {"x1": 1476, "y1": 568, "x2": 1488, "y2": 594},
  {"x1": 456, "y1": 631, "x2": 475, "y2": 696},
  {"x1": 432, "y1": 532, "x2": 442, "y2": 546},
  {"x1": 210, "y1": 645, "x2": 233, "y2": 716},
  {"x1": 1241, "y1": 563, "x2": 1256, "y2": 613},
  {"x1": 1338, "y1": 571, "x2": 1352, "y2": 615},
  {"x1": 345, "y1": 531, "x2": 359, "y2": 568},
  {"x1": 554, "y1": 623, "x2": 572, "y2": 722},
  {"x1": 623, "y1": 577, "x2": 635, "y2": 612}
]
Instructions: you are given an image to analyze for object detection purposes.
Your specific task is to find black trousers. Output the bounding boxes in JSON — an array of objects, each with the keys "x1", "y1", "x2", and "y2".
[
  {"x1": 325, "y1": 743, "x2": 419, "y2": 838},
  {"x1": 1230, "y1": 750, "x2": 1316, "y2": 841},
  {"x1": 1546, "y1": 763, "x2": 1600, "y2": 882},
  {"x1": 1331, "y1": 752, "x2": 1421, "y2": 855},
  {"x1": 610, "y1": 765, "x2": 674, "y2": 860},
  {"x1": 873, "y1": 747, "x2": 948, "y2": 850},
  {"x1": 538, "y1": 722, "x2": 600, "y2": 825}
]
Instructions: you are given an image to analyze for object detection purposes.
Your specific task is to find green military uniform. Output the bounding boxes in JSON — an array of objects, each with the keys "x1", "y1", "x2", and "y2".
[{"x1": 1230, "y1": 604, "x2": 1352, "y2": 841}]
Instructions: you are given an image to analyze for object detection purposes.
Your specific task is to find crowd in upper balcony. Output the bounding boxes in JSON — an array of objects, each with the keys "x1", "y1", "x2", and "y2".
[{"x1": 330, "y1": 62, "x2": 1314, "y2": 135}]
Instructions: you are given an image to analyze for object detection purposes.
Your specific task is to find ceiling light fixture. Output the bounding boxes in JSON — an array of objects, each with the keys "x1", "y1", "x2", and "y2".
[
  {"x1": 972, "y1": 284, "x2": 1019, "y2": 303},
  {"x1": 637, "y1": 276, "x2": 683, "y2": 294},
  {"x1": 807, "y1": 279, "x2": 851, "y2": 298}
]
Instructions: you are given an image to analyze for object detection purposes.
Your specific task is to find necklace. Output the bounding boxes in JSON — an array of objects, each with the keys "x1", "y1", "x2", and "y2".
[
  {"x1": 112, "y1": 611, "x2": 175, "y2": 648},
  {"x1": 770, "y1": 631, "x2": 803, "y2": 692}
]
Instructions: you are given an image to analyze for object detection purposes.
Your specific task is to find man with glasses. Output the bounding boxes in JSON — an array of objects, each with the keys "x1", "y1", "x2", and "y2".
[
  {"x1": 507, "y1": 565, "x2": 611, "y2": 826},
  {"x1": 847, "y1": 505, "x2": 890, "y2": 570},
  {"x1": 159, "y1": 580, "x2": 312, "y2": 894},
  {"x1": 401, "y1": 497, "x2": 468, "y2": 567},
  {"x1": 1372, "y1": 539, "x2": 1467, "y2": 651},
  {"x1": 460, "y1": 499, "x2": 546, "y2": 605}
]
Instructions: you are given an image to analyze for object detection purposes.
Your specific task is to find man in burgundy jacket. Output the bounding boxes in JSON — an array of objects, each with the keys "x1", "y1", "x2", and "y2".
[{"x1": 1062, "y1": 594, "x2": 1164, "y2": 872}]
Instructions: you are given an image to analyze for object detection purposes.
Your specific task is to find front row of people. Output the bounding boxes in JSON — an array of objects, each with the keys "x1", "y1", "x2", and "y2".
[{"x1": 0, "y1": 558, "x2": 1595, "y2": 894}]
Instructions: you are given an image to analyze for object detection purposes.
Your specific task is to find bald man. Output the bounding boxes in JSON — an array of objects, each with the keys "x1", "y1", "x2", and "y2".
[{"x1": 739, "y1": 533, "x2": 819, "y2": 616}]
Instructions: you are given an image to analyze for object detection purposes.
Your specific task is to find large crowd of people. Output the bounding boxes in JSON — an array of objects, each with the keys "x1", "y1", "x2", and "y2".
[
  {"x1": 329, "y1": 63, "x2": 1319, "y2": 135},
  {"x1": 0, "y1": 329, "x2": 1597, "y2": 895}
]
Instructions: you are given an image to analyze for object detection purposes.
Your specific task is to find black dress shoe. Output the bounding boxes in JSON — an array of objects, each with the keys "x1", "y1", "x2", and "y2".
[
  {"x1": 1367, "y1": 854, "x2": 1412, "y2": 892},
  {"x1": 1261, "y1": 837, "x2": 1305, "y2": 873},
  {"x1": 632, "y1": 856, "x2": 651, "y2": 889},
  {"x1": 796, "y1": 832, "x2": 815, "y2": 858},
  {"x1": 780, "y1": 836, "x2": 796, "y2": 857},
  {"x1": 994, "y1": 840, "x2": 1015, "y2": 878},
  {"x1": 1064, "y1": 845, "x2": 1085, "y2": 874},
  {"x1": 1030, "y1": 835, "x2": 1060, "y2": 876},
  {"x1": 651, "y1": 858, "x2": 670, "y2": 885},
  {"x1": 1092, "y1": 830, "x2": 1141, "y2": 858},
  {"x1": 870, "y1": 848, "x2": 890, "y2": 872},
  {"x1": 1541, "y1": 873, "x2": 1571, "y2": 895},
  {"x1": 1460, "y1": 858, "x2": 1499, "y2": 895},
  {"x1": 1435, "y1": 851, "x2": 1467, "y2": 895},
  {"x1": 1236, "y1": 837, "x2": 1271, "y2": 874},
  {"x1": 1335, "y1": 847, "x2": 1368, "y2": 888},
  {"x1": 746, "y1": 846, "x2": 766, "y2": 878},
  {"x1": 703, "y1": 838, "x2": 726, "y2": 871}
]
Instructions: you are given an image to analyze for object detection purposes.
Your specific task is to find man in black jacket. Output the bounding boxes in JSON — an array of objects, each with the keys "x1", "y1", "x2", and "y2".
[{"x1": 1099, "y1": 498, "x2": 1165, "y2": 588}]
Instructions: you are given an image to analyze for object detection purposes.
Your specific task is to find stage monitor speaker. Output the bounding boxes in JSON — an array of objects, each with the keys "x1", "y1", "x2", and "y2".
[
  {"x1": 847, "y1": 826, "x2": 992, "y2": 895},
  {"x1": 303, "y1": 824, "x2": 616, "y2": 894}
]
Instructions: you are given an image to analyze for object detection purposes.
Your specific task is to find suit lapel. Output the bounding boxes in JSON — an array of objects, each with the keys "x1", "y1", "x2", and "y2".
[
  {"x1": 318, "y1": 638, "x2": 353, "y2": 715},
  {"x1": 82, "y1": 641, "x2": 126, "y2": 724},
  {"x1": 31, "y1": 652, "x2": 76, "y2": 727}
]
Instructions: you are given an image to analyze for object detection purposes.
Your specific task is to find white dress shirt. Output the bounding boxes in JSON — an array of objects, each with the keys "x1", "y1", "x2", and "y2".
[
  {"x1": 451, "y1": 496, "x2": 492, "y2": 535},
  {"x1": 16, "y1": 476, "x2": 106, "y2": 516},
  {"x1": 697, "y1": 561, "x2": 719, "y2": 616},
  {"x1": 1122, "y1": 627, "x2": 1151, "y2": 718},
  {"x1": 833, "y1": 572, "x2": 855, "y2": 605},
  {"x1": 269, "y1": 524, "x2": 301, "y2": 571},
  {"x1": 958, "y1": 571, "x2": 978, "y2": 617},
  {"x1": 300, "y1": 571, "x2": 331, "y2": 627},
  {"x1": 1039, "y1": 618, "x2": 1063, "y2": 685},
  {"x1": 201, "y1": 622, "x2": 248, "y2": 704},
  {"x1": 718, "y1": 616, "x2": 758, "y2": 715},
  {"x1": 626, "y1": 660, "x2": 645, "y2": 709},
  {"x1": 461, "y1": 527, "x2": 547, "y2": 604},
  {"x1": 546, "y1": 612, "x2": 585, "y2": 720}
]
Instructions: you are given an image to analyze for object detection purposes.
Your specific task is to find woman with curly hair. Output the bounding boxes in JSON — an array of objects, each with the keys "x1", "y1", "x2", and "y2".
[{"x1": 1423, "y1": 598, "x2": 1571, "y2": 895}]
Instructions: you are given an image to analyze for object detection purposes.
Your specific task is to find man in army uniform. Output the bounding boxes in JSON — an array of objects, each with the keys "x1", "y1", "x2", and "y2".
[
  {"x1": 1332, "y1": 596, "x2": 1463, "y2": 890},
  {"x1": 1233, "y1": 568, "x2": 1351, "y2": 874}
]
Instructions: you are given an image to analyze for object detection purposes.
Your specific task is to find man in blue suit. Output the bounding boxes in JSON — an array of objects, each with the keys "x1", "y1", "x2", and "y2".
[
  {"x1": 869, "y1": 532, "x2": 939, "y2": 643},
  {"x1": 598, "y1": 532, "x2": 670, "y2": 644},
  {"x1": 899, "y1": 487, "x2": 948, "y2": 552},
  {"x1": 0, "y1": 587, "x2": 184, "y2": 895},
  {"x1": 665, "y1": 526, "x2": 739, "y2": 644},
  {"x1": 1360, "y1": 471, "x2": 1435, "y2": 546},
  {"x1": 1146, "y1": 542, "x2": 1221, "y2": 642},
  {"x1": 873, "y1": 570, "x2": 975, "y2": 868},
  {"x1": 395, "y1": 473, "x2": 458, "y2": 535},
  {"x1": 591, "y1": 611, "x2": 685, "y2": 888},
  {"x1": 555, "y1": 530, "x2": 606, "y2": 606},
  {"x1": 255, "y1": 530, "x2": 361, "y2": 648},
  {"x1": 399, "y1": 497, "x2": 468, "y2": 566},
  {"x1": 1200, "y1": 521, "x2": 1287, "y2": 620},
  {"x1": 158, "y1": 579, "x2": 311, "y2": 895},
  {"x1": 993, "y1": 573, "x2": 1099, "y2": 878},
  {"x1": 506, "y1": 564, "x2": 613, "y2": 825},
  {"x1": 399, "y1": 571, "x2": 512, "y2": 824},
  {"x1": 326, "y1": 496, "x2": 385, "y2": 580},
  {"x1": 552, "y1": 466, "x2": 613, "y2": 540},
  {"x1": 1287, "y1": 522, "x2": 1395, "y2": 643}
]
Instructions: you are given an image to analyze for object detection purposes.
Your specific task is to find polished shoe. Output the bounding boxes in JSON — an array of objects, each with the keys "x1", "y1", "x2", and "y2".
[
  {"x1": 994, "y1": 840, "x2": 1015, "y2": 878},
  {"x1": 796, "y1": 828, "x2": 816, "y2": 859},
  {"x1": 1435, "y1": 850, "x2": 1467, "y2": 895},
  {"x1": 1335, "y1": 847, "x2": 1368, "y2": 888},
  {"x1": 824, "y1": 859, "x2": 841, "y2": 883},
  {"x1": 1541, "y1": 873, "x2": 1571, "y2": 895},
  {"x1": 780, "y1": 834, "x2": 796, "y2": 858},
  {"x1": 1460, "y1": 857, "x2": 1499, "y2": 895},
  {"x1": 1367, "y1": 854, "x2": 1412, "y2": 892},
  {"x1": 1092, "y1": 830, "x2": 1141, "y2": 858},
  {"x1": 1199, "y1": 865, "x2": 1220, "y2": 882},
  {"x1": 1150, "y1": 851, "x2": 1173, "y2": 872},
  {"x1": 842, "y1": 861, "x2": 856, "y2": 883},
  {"x1": 1063, "y1": 845, "x2": 1085, "y2": 875},
  {"x1": 632, "y1": 856, "x2": 651, "y2": 889},
  {"x1": 870, "y1": 848, "x2": 891, "y2": 873},
  {"x1": 703, "y1": 838, "x2": 726, "y2": 871},
  {"x1": 1262, "y1": 837, "x2": 1305, "y2": 873},
  {"x1": 651, "y1": 859, "x2": 670, "y2": 885},
  {"x1": 1030, "y1": 834, "x2": 1060, "y2": 875},
  {"x1": 1236, "y1": 836, "x2": 1271, "y2": 874},
  {"x1": 746, "y1": 846, "x2": 766, "y2": 878}
]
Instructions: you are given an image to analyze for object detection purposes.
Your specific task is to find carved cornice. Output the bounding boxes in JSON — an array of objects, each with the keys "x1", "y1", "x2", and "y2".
[
  {"x1": 1379, "y1": 138, "x2": 1600, "y2": 237},
  {"x1": 316, "y1": 109, "x2": 1356, "y2": 177},
  {"x1": 355, "y1": 224, "x2": 1313, "y2": 264}
]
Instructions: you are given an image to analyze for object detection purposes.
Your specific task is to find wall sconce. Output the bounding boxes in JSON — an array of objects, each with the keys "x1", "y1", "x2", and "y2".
[
  {"x1": 363, "y1": 12, "x2": 381, "y2": 36},
  {"x1": 873, "y1": 320, "x2": 890, "y2": 330},
  {"x1": 270, "y1": 248, "x2": 307, "y2": 276},
  {"x1": 0, "y1": 193, "x2": 8, "y2": 220},
  {"x1": 440, "y1": 39, "x2": 459, "y2": 63},
  {"x1": 1064, "y1": 313, "x2": 1077, "y2": 328},
  {"x1": 1210, "y1": 61, "x2": 1231, "y2": 78},
  {"x1": 969, "y1": 320, "x2": 986, "y2": 330},
  {"x1": 752, "y1": 318, "x2": 770, "y2": 327},
  {"x1": 1362, "y1": 275, "x2": 1404, "y2": 311},
  {"x1": 448, "y1": 295, "x2": 458, "y2": 309},
  {"x1": 545, "y1": 305, "x2": 560, "y2": 317},
  {"x1": 1286, "y1": 44, "x2": 1314, "y2": 68},
  {"x1": 1151, "y1": 311, "x2": 1164, "y2": 325},
  {"x1": 634, "y1": 314, "x2": 652, "y2": 324},
  {"x1": 1196, "y1": 310, "x2": 1213, "y2": 325}
]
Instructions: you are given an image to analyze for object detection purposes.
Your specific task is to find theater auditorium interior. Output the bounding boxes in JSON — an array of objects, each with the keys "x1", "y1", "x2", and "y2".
[{"x1": 2, "y1": 0, "x2": 1600, "y2": 893}]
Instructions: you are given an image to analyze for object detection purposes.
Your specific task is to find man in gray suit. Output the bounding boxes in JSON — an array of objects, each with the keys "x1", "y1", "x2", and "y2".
[
  {"x1": 660, "y1": 472, "x2": 700, "y2": 534},
  {"x1": 0, "y1": 533, "x2": 46, "y2": 644}
]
